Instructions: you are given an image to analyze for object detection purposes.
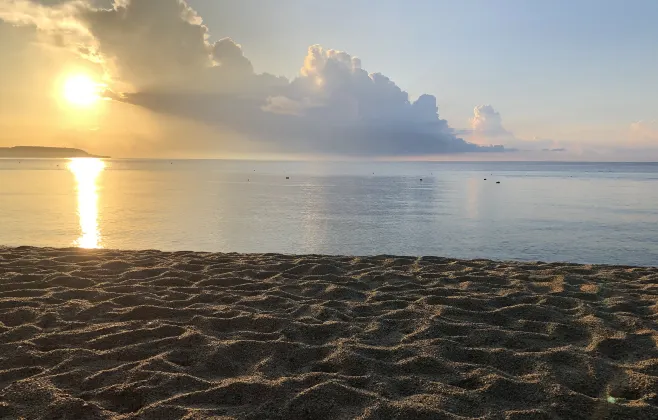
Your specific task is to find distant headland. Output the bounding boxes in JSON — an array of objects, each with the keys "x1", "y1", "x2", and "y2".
[{"x1": 0, "y1": 146, "x2": 109, "y2": 158}]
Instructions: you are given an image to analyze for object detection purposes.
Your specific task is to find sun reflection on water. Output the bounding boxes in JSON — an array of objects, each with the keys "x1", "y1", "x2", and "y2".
[{"x1": 67, "y1": 158, "x2": 105, "y2": 248}]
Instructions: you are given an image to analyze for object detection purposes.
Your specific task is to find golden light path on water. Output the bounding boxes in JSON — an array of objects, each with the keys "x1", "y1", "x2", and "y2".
[{"x1": 67, "y1": 158, "x2": 105, "y2": 249}]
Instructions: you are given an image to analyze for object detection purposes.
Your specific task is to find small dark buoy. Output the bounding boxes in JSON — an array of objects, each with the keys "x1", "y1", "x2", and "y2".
[
  {"x1": 484, "y1": 178, "x2": 487, "y2": 181},
  {"x1": 420, "y1": 178, "x2": 423, "y2": 182},
  {"x1": 496, "y1": 181, "x2": 501, "y2": 184},
  {"x1": 286, "y1": 176, "x2": 289, "y2": 180}
]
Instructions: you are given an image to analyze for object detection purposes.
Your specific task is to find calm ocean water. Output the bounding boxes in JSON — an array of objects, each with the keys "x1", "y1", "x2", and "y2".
[{"x1": 1, "y1": 159, "x2": 658, "y2": 266}]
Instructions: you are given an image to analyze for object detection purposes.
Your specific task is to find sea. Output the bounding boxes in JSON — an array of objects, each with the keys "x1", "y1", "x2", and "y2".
[{"x1": 1, "y1": 159, "x2": 658, "y2": 266}]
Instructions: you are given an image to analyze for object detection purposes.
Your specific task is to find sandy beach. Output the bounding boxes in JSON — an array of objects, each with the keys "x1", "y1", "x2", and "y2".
[{"x1": 0, "y1": 247, "x2": 656, "y2": 419}]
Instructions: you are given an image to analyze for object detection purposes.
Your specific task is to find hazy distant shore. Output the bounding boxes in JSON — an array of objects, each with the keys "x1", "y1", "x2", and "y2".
[
  {"x1": 0, "y1": 146, "x2": 108, "y2": 158},
  {"x1": 0, "y1": 246, "x2": 657, "y2": 419}
]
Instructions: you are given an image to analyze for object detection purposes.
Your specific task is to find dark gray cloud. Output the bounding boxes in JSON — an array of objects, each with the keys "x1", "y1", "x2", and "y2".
[
  {"x1": 1, "y1": 0, "x2": 510, "y2": 156},
  {"x1": 115, "y1": 39, "x2": 506, "y2": 156},
  {"x1": 117, "y1": 43, "x2": 505, "y2": 156},
  {"x1": 79, "y1": 0, "x2": 213, "y2": 89},
  {"x1": 119, "y1": 90, "x2": 502, "y2": 156}
]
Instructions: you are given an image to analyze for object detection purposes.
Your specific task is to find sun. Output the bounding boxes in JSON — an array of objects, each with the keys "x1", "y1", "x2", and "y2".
[{"x1": 62, "y1": 74, "x2": 103, "y2": 107}]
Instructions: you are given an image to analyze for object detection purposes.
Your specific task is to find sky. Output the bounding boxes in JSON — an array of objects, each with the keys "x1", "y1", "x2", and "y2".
[{"x1": 0, "y1": 0, "x2": 656, "y2": 160}]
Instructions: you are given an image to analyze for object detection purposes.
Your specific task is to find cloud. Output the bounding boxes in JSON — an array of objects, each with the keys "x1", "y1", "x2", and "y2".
[
  {"x1": 467, "y1": 104, "x2": 519, "y2": 148},
  {"x1": 0, "y1": 1, "x2": 97, "y2": 57},
  {"x1": 1, "y1": 0, "x2": 267, "y2": 91},
  {"x1": 0, "y1": 0, "x2": 509, "y2": 157},
  {"x1": 630, "y1": 120, "x2": 658, "y2": 144},
  {"x1": 274, "y1": 46, "x2": 446, "y2": 125},
  {"x1": 471, "y1": 105, "x2": 512, "y2": 138},
  {"x1": 466, "y1": 105, "x2": 569, "y2": 153},
  {"x1": 119, "y1": 43, "x2": 505, "y2": 156},
  {"x1": 542, "y1": 148, "x2": 566, "y2": 152}
]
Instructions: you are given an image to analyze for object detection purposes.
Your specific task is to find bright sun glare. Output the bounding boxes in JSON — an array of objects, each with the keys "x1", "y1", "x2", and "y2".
[
  {"x1": 67, "y1": 158, "x2": 105, "y2": 249},
  {"x1": 62, "y1": 75, "x2": 103, "y2": 107}
]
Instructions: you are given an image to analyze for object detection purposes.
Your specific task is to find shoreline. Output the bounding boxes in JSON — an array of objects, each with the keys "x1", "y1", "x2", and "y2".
[
  {"x1": 4, "y1": 245, "x2": 654, "y2": 269},
  {"x1": 1, "y1": 246, "x2": 657, "y2": 419}
]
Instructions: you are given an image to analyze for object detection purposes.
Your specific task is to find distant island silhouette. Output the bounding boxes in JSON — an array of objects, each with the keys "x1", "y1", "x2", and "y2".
[{"x1": 0, "y1": 146, "x2": 108, "y2": 158}]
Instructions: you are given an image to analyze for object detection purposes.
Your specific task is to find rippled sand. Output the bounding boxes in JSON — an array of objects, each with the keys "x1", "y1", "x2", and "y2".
[{"x1": 0, "y1": 247, "x2": 657, "y2": 419}]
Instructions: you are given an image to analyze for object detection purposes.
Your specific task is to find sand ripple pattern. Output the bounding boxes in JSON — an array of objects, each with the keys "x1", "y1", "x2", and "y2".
[{"x1": 1, "y1": 247, "x2": 658, "y2": 419}]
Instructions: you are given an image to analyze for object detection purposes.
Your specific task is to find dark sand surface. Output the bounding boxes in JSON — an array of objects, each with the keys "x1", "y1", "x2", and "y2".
[{"x1": 1, "y1": 247, "x2": 657, "y2": 419}]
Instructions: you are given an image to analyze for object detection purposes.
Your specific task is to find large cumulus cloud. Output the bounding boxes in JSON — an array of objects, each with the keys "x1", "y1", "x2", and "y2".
[{"x1": 0, "y1": 0, "x2": 508, "y2": 156}]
